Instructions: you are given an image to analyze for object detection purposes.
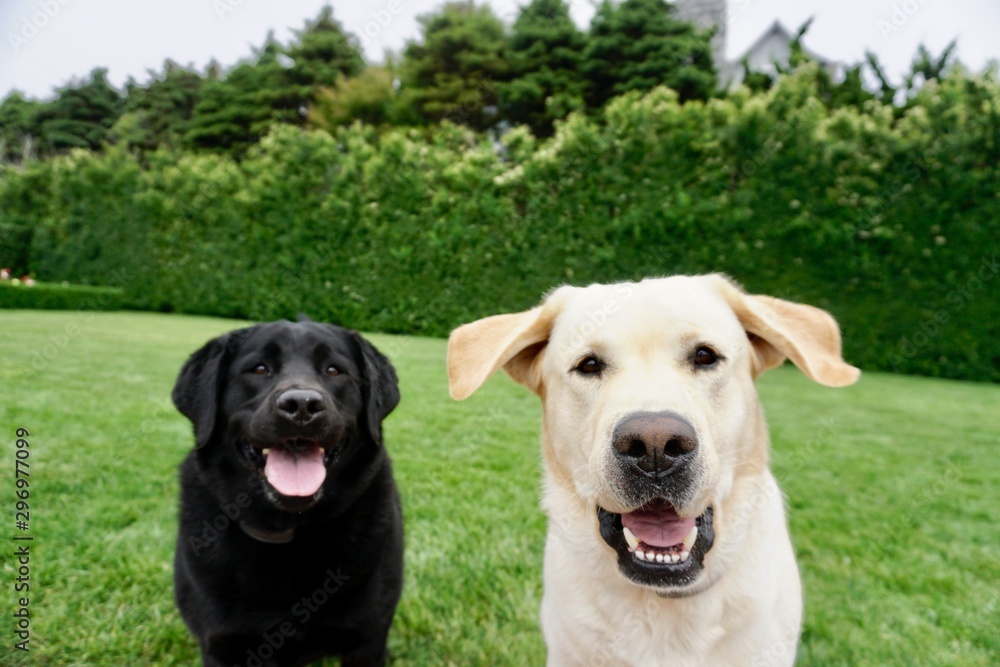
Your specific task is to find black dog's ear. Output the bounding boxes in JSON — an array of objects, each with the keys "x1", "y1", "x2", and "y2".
[
  {"x1": 350, "y1": 331, "x2": 400, "y2": 445},
  {"x1": 172, "y1": 332, "x2": 236, "y2": 448}
]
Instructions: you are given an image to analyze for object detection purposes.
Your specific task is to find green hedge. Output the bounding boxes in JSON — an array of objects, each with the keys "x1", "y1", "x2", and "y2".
[
  {"x1": 1, "y1": 65, "x2": 997, "y2": 381},
  {"x1": 0, "y1": 223, "x2": 32, "y2": 275},
  {"x1": 0, "y1": 282, "x2": 124, "y2": 311}
]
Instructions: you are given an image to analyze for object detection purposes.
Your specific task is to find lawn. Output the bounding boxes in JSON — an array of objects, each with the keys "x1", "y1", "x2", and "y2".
[{"x1": 0, "y1": 310, "x2": 996, "y2": 666}]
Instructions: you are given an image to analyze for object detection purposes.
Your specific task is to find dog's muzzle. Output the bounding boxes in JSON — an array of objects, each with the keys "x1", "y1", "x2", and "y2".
[{"x1": 599, "y1": 411, "x2": 714, "y2": 591}]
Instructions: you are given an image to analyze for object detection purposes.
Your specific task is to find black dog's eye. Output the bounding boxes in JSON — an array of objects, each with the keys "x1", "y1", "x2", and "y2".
[
  {"x1": 324, "y1": 365, "x2": 341, "y2": 377},
  {"x1": 693, "y1": 346, "x2": 720, "y2": 368},
  {"x1": 250, "y1": 363, "x2": 269, "y2": 376},
  {"x1": 574, "y1": 355, "x2": 604, "y2": 376}
]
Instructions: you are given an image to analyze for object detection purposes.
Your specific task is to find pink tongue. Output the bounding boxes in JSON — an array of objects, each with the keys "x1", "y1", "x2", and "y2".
[
  {"x1": 621, "y1": 502, "x2": 696, "y2": 548},
  {"x1": 264, "y1": 444, "x2": 327, "y2": 497}
]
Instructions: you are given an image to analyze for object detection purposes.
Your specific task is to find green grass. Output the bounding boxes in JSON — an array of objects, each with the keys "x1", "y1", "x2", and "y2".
[{"x1": 0, "y1": 310, "x2": 996, "y2": 666}]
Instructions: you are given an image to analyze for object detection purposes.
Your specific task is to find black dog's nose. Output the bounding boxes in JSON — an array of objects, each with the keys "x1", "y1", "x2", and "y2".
[
  {"x1": 613, "y1": 412, "x2": 698, "y2": 477},
  {"x1": 276, "y1": 389, "x2": 327, "y2": 425}
]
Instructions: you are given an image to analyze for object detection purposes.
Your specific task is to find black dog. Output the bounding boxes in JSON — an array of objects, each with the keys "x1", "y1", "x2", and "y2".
[{"x1": 172, "y1": 319, "x2": 403, "y2": 667}]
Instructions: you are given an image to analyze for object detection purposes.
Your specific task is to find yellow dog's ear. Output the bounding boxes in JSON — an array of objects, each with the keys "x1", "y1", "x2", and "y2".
[
  {"x1": 712, "y1": 275, "x2": 861, "y2": 387},
  {"x1": 447, "y1": 287, "x2": 573, "y2": 399}
]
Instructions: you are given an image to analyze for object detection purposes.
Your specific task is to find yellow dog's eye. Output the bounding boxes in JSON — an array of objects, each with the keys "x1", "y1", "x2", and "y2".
[
  {"x1": 575, "y1": 355, "x2": 604, "y2": 375},
  {"x1": 693, "y1": 346, "x2": 719, "y2": 367}
]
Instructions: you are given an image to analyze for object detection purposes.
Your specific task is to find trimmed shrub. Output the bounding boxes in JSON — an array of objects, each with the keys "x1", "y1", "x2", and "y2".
[
  {"x1": 1, "y1": 66, "x2": 997, "y2": 381},
  {"x1": 0, "y1": 223, "x2": 32, "y2": 275},
  {"x1": 0, "y1": 282, "x2": 124, "y2": 311}
]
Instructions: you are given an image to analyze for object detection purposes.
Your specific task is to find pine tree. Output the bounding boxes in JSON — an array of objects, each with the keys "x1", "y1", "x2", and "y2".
[
  {"x1": 185, "y1": 35, "x2": 297, "y2": 151},
  {"x1": 499, "y1": 0, "x2": 586, "y2": 137},
  {"x1": 252, "y1": 35, "x2": 307, "y2": 128},
  {"x1": 400, "y1": 1, "x2": 509, "y2": 131},
  {"x1": 249, "y1": 7, "x2": 368, "y2": 129},
  {"x1": 115, "y1": 60, "x2": 204, "y2": 151},
  {"x1": 904, "y1": 41, "x2": 958, "y2": 91},
  {"x1": 185, "y1": 62, "x2": 259, "y2": 151},
  {"x1": 0, "y1": 92, "x2": 42, "y2": 163},
  {"x1": 33, "y1": 68, "x2": 123, "y2": 154},
  {"x1": 582, "y1": 0, "x2": 716, "y2": 109},
  {"x1": 286, "y1": 6, "x2": 366, "y2": 104},
  {"x1": 184, "y1": 9, "x2": 366, "y2": 151}
]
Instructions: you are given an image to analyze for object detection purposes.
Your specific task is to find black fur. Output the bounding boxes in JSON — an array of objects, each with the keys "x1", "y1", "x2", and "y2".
[{"x1": 171, "y1": 320, "x2": 403, "y2": 667}]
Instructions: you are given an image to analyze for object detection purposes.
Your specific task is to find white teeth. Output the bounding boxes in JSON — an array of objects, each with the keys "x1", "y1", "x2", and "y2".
[
  {"x1": 623, "y1": 527, "x2": 640, "y2": 551},
  {"x1": 261, "y1": 448, "x2": 271, "y2": 456},
  {"x1": 682, "y1": 525, "x2": 698, "y2": 552},
  {"x1": 628, "y1": 525, "x2": 698, "y2": 564},
  {"x1": 633, "y1": 547, "x2": 690, "y2": 564}
]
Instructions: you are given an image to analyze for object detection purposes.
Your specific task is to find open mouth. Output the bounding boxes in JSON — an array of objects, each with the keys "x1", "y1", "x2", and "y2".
[
  {"x1": 598, "y1": 500, "x2": 715, "y2": 592},
  {"x1": 242, "y1": 439, "x2": 341, "y2": 498}
]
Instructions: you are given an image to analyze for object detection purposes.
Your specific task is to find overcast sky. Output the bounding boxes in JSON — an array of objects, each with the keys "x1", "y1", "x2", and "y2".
[{"x1": 1, "y1": 0, "x2": 998, "y2": 100}]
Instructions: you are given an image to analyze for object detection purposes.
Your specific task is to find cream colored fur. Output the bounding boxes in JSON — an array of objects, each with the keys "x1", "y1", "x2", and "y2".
[{"x1": 448, "y1": 274, "x2": 859, "y2": 666}]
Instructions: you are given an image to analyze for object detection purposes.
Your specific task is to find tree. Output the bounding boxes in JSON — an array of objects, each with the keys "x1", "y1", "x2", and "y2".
[
  {"x1": 184, "y1": 36, "x2": 299, "y2": 152},
  {"x1": 904, "y1": 41, "x2": 958, "y2": 92},
  {"x1": 308, "y1": 67, "x2": 399, "y2": 130},
  {"x1": 33, "y1": 68, "x2": 123, "y2": 155},
  {"x1": 738, "y1": 23, "x2": 963, "y2": 113},
  {"x1": 582, "y1": 0, "x2": 716, "y2": 109},
  {"x1": 865, "y1": 51, "x2": 899, "y2": 105},
  {"x1": 0, "y1": 92, "x2": 42, "y2": 163},
  {"x1": 184, "y1": 65, "x2": 257, "y2": 151},
  {"x1": 114, "y1": 60, "x2": 204, "y2": 151},
  {"x1": 253, "y1": 8, "x2": 368, "y2": 129},
  {"x1": 184, "y1": 59, "x2": 262, "y2": 151},
  {"x1": 184, "y1": 9, "x2": 367, "y2": 152},
  {"x1": 499, "y1": 0, "x2": 586, "y2": 137},
  {"x1": 740, "y1": 19, "x2": 874, "y2": 110},
  {"x1": 400, "y1": 2, "x2": 509, "y2": 131},
  {"x1": 864, "y1": 40, "x2": 960, "y2": 113},
  {"x1": 285, "y1": 6, "x2": 366, "y2": 106},
  {"x1": 250, "y1": 35, "x2": 310, "y2": 127}
]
